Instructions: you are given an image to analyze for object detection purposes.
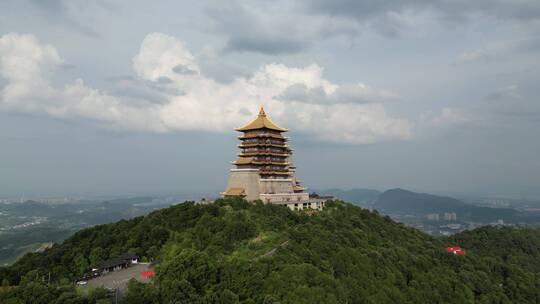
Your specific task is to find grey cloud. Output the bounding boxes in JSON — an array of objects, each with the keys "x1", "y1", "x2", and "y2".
[
  {"x1": 303, "y1": 0, "x2": 540, "y2": 22},
  {"x1": 156, "y1": 76, "x2": 173, "y2": 84},
  {"x1": 456, "y1": 36, "x2": 540, "y2": 65},
  {"x1": 370, "y1": 12, "x2": 412, "y2": 38},
  {"x1": 202, "y1": 1, "x2": 359, "y2": 55},
  {"x1": 455, "y1": 49, "x2": 495, "y2": 65},
  {"x1": 304, "y1": 1, "x2": 415, "y2": 21},
  {"x1": 58, "y1": 62, "x2": 77, "y2": 70},
  {"x1": 224, "y1": 36, "x2": 310, "y2": 55},
  {"x1": 205, "y1": 0, "x2": 540, "y2": 55},
  {"x1": 238, "y1": 107, "x2": 252, "y2": 116},
  {"x1": 198, "y1": 60, "x2": 252, "y2": 84},
  {"x1": 206, "y1": 0, "x2": 403, "y2": 55},
  {"x1": 490, "y1": 100, "x2": 540, "y2": 121},
  {"x1": 107, "y1": 76, "x2": 183, "y2": 105},
  {"x1": 485, "y1": 85, "x2": 540, "y2": 119},
  {"x1": 28, "y1": 0, "x2": 101, "y2": 38},
  {"x1": 172, "y1": 64, "x2": 198, "y2": 75},
  {"x1": 485, "y1": 85, "x2": 522, "y2": 102},
  {"x1": 205, "y1": 1, "x2": 315, "y2": 54},
  {"x1": 425, "y1": 85, "x2": 540, "y2": 133},
  {"x1": 279, "y1": 84, "x2": 327, "y2": 103},
  {"x1": 302, "y1": 0, "x2": 429, "y2": 37},
  {"x1": 515, "y1": 36, "x2": 540, "y2": 52},
  {"x1": 278, "y1": 83, "x2": 397, "y2": 104},
  {"x1": 303, "y1": 0, "x2": 540, "y2": 38}
]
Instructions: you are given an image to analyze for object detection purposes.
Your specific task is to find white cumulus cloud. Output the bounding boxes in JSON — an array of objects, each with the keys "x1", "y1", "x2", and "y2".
[
  {"x1": 423, "y1": 107, "x2": 472, "y2": 127},
  {"x1": 0, "y1": 32, "x2": 410, "y2": 144}
]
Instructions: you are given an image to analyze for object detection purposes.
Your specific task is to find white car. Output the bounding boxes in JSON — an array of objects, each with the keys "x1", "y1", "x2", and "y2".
[{"x1": 76, "y1": 281, "x2": 87, "y2": 286}]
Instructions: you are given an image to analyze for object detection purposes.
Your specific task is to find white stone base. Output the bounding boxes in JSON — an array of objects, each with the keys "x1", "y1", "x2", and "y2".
[
  {"x1": 223, "y1": 169, "x2": 317, "y2": 211},
  {"x1": 259, "y1": 192, "x2": 308, "y2": 204},
  {"x1": 268, "y1": 200, "x2": 325, "y2": 211}
]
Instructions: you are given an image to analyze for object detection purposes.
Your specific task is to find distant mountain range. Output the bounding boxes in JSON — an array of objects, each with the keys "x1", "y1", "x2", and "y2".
[
  {"x1": 313, "y1": 188, "x2": 381, "y2": 207},
  {"x1": 374, "y1": 189, "x2": 521, "y2": 222},
  {"x1": 317, "y1": 188, "x2": 540, "y2": 224}
]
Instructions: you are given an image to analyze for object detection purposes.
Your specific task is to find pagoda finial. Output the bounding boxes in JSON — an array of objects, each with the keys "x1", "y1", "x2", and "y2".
[{"x1": 258, "y1": 106, "x2": 266, "y2": 117}]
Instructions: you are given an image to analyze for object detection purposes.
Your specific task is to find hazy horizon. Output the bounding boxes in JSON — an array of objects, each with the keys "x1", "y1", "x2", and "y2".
[{"x1": 1, "y1": 1, "x2": 539, "y2": 199}]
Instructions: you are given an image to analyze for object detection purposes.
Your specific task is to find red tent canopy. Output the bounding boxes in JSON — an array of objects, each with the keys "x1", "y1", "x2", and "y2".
[
  {"x1": 446, "y1": 246, "x2": 466, "y2": 255},
  {"x1": 446, "y1": 246, "x2": 460, "y2": 252},
  {"x1": 454, "y1": 249, "x2": 466, "y2": 255},
  {"x1": 140, "y1": 271, "x2": 155, "y2": 279}
]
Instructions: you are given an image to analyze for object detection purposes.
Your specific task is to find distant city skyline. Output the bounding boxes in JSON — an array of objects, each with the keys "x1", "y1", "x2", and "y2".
[{"x1": 1, "y1": 1, "x2": 539, "y2": 198}]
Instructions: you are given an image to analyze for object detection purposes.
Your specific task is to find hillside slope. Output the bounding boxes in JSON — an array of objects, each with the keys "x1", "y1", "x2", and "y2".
[
  {"x1": 0, "y1": 198, "x2": 170, "y2": 266},
  {"x1": 1, "y1": 199, "x2": 540, "y2": 303}
]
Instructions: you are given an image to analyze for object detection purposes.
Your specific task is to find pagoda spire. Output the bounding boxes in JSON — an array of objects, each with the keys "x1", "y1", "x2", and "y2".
[{"x1": 258, "y1": 106, "x2": 266, "y2": 117}]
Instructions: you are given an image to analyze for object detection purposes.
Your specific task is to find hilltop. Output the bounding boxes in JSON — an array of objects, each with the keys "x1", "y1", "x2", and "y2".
[{"x1": 1, "y1": 199, "x2": 540, "y2": 303}]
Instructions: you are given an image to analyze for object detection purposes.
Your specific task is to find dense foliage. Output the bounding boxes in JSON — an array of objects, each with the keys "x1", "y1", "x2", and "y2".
[{"x1": 1, "y1": 199, "x2": 540, "y2": 303}]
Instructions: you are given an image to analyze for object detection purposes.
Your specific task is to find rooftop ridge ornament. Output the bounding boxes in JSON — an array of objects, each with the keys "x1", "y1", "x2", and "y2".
[{"x1": 258, "y1": 106, "x2": 266, "y2": 117}]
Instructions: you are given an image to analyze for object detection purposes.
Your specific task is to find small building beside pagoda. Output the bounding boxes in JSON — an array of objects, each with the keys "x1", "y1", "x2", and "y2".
[{"x1": 222, "y1": 107, "x2": 324, "y2": 211}]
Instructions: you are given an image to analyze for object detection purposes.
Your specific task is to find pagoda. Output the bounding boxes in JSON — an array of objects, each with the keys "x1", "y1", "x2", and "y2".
[{"x1": 222, "y1": 107, "x2": 323, "y2": 210}]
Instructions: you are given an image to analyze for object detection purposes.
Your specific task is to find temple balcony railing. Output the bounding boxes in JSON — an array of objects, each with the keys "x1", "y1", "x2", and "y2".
[
  {"x1": 240, "y1": 148, "x2": 289, "y2": 154},
  {"x1": 238, "y1": 152, "x2": 290, "y2": 157},
  {"x1": 238, "y1": 143, "x2": 289, "y2": 148},
  {"x1": 259, "y1": 170, "x2": 291, "y2": 175},
  {"x1": 233, "y1": 161, "x2": 290, "y2": 166},
  {"x1": 238, "y1": 133, "x2": 288, "y2": 140}
]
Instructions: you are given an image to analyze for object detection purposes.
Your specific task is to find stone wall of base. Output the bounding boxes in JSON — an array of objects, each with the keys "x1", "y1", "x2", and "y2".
[
  {"x1": 225, "y1": 170, "x2": 261, "y2": 201},
  {"x1": 224, "y1": 169, "x2": 315, "y2": 211},
  {"x1": 259, "y1": 179, "x2": 294, "y2": 194}
]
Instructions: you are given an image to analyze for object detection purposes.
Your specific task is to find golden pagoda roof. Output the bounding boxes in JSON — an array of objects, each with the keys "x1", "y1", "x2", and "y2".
[
  {"x1": 293, "y1": 185, "x2": 306, "y2": 191},
  {"x1": 236, "y1": 107, "x2": 288, "y2": 132},
  {"x1": 223, "y1": 188, "x2": 246, "y2": 197},
  {"x1": 234, "y1": 157, "x2": 255, "y2": 165}
]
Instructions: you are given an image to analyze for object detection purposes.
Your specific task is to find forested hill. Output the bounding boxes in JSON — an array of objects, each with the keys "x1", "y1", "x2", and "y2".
[
  {"x1": 448, "y1": 226, "x2": 540, "y2": 273},
  {"x1": 1, "y1": 199, "x2": 540, "y2": 303}
]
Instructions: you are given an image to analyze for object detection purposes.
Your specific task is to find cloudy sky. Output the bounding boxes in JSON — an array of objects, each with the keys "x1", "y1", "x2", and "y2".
[{"x1": 1, "y1": 0, "x2": 539, "y2": 198}]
